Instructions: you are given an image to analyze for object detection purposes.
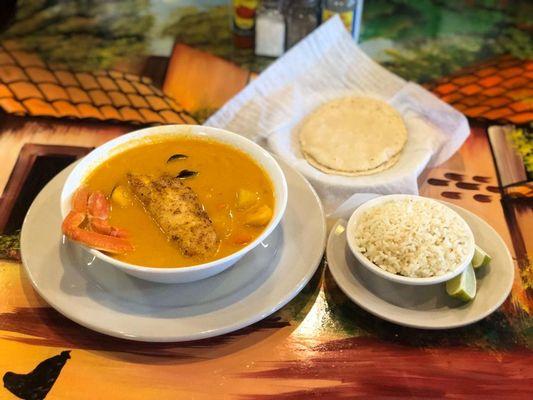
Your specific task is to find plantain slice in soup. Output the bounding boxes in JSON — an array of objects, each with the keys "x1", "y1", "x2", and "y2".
[{"x1": 127, "y1": 173, "x2": 219, "y2": 258}]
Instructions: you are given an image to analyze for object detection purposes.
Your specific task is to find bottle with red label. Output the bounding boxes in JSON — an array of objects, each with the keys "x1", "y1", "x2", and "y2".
[{"x1": 232, "y1": 0, "x2": 259, "y2": 48}]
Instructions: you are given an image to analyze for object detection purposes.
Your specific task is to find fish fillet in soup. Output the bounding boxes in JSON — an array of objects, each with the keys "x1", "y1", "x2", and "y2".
[{"x1": 127, "y1": 173, "x2": 219, "y2": 257}]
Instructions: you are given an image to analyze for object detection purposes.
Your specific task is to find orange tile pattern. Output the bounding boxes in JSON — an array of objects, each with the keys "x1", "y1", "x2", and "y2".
[
  {"x1": 428, "y1": 55, "x2": 532, "y2": 125},
  {"x1": 0, "y1": 45, "x2": 197, "y2": 125}
]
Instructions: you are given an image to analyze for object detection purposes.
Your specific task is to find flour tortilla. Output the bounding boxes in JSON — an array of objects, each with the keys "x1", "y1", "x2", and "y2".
[{"x1": 299, "y1": 97, "x2": 407, "y2": 176}]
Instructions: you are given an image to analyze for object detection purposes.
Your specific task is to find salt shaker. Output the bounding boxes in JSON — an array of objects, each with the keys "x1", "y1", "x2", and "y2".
[{"x1": 255, "y1": 0, "x2": 286, "y2": 57}]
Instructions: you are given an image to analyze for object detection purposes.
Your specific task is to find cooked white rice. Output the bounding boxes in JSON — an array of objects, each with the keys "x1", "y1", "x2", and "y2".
[{"x1": 353, "y1": 198, "x2": 472, "y2": 278}]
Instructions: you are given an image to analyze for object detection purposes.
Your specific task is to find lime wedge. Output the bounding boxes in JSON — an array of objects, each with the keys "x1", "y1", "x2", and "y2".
[
  {"x1": 472, "y1": 244, "x2": 492, "y2": 269},
  {"x1": 446, "y1": 263, "x2": 476, "y2": 301}
]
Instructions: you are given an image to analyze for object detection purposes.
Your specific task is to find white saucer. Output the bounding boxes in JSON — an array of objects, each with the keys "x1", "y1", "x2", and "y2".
[
  {"x1": 327, "y1": 198, "x2": 514, "y2": 329},
  {"x1": 20, "y1": 160, "x2": 326, "y2": 342}
]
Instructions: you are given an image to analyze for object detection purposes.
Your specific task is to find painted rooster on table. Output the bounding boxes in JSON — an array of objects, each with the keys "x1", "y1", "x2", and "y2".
[{"x1": 3, "y1": 351, "x2": 71, "y2": 400}]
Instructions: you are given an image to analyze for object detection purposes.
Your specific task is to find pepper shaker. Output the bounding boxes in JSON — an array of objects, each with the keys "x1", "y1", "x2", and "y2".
[{"x1": 286, "y1": 0, "x2": 320, "y2": 49}]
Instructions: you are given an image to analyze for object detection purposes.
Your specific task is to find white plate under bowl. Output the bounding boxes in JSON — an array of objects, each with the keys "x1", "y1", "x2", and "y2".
[
  {"x1": 327, "y1": 201, "x2": 514, "y2": 329},
  {"x1": 20, "y1": 159, "x2": 326, "y2": 342}
]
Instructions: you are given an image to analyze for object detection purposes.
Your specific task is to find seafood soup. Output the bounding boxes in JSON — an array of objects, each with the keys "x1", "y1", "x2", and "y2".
[{"x1": 62, "y1": 136, "x2": 275, "y2": 268}]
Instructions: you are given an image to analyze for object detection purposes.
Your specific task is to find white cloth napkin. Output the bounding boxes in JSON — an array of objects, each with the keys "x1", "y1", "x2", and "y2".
[{"x1": 206, "y1": 16, "x2": 469, "y2": 215}]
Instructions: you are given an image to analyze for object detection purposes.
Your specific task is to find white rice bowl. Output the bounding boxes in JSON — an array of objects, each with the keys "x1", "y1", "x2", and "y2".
[{"x1": 353, "y1": 197, "x2": 474, "y2": 278}]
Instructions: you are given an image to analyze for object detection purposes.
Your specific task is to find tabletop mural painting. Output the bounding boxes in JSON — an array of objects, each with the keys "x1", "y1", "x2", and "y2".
[{"x1": 0, "y1": 0, "x2": 531, "y2": 399}]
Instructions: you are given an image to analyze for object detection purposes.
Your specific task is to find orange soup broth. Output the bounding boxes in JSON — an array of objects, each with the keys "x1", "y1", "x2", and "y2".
[{"x1": 83, "y1": 136, "x2": 275, "y2": 267}]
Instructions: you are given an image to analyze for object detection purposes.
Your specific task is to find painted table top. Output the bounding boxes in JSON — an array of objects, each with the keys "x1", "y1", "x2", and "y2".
[{"x1": 0, "y1": 1, "x2": 532, "y2": 399}]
